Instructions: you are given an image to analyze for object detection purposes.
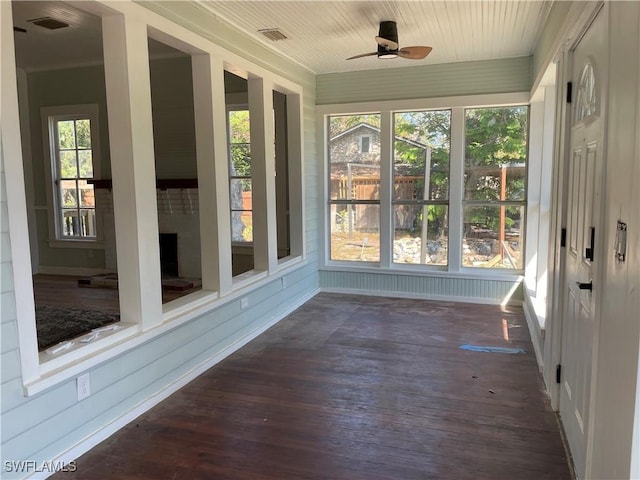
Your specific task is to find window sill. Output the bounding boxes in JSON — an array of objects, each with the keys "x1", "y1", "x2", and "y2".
[
  {"x1": 27, "y1": 323, "x2": 139, "y2": 396},
  {"x1": 24, "y1": 256, "x2": 308, "y2": 397},
  {"x1": 48, "y1": 239, "x2": 104, "y2": 250}
]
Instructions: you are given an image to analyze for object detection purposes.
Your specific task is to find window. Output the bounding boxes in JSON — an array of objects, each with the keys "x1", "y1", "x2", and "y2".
[
  {"x1": 463, "y1": 107, "x2": 528, "y2": 269},
  {"x1": 393, "y1": 110, "x2": 450, "y2": 265},
  {"x1": 43, "y1": 105, "x2": 100, "y2": 242},
  {"x1": 325, "y1": 103, "x2": 528, "y2": 271},
  {"x1": 228, "y1": 109, "x2": 253, "y2": 243},
  {"x1": 359, "y1": 135, "x2": 371, "y2": 153},
  {"x1": 329, "y1": 114, "x2": 381, "y2": 262}
]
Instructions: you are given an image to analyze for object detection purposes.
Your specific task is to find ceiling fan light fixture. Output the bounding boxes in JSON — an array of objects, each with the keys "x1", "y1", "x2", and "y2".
[{"x1": 346, "y1": 20, "x2": 432, "y2": 62}]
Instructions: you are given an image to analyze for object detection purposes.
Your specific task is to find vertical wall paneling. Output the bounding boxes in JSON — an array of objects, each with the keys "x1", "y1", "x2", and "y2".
[{"x1": 320, "y1": 270, "x2": 523, "y2": 304}]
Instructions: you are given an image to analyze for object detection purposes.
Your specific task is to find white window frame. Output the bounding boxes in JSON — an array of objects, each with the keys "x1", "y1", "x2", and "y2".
[
  {"x1": 41, "y1": 104, "x2": 103, "y2": 248},
  {"x1": 319, "y1": 93, "x2": 529, "y2": 278}
]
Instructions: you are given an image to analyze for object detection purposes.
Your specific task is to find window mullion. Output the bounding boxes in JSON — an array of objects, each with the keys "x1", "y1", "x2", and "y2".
[
  {"x1": 379, "y1": 111, "x2": 392, "y2": 268},
  {"x1": 448, "y1": 107, "x2": 465, "y2": 272}
]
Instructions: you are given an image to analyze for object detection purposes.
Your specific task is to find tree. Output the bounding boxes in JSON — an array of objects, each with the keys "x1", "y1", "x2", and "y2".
[
  {"x1": 228, "y1": 110, "x2": 251, "y2": 180},
  {"x1": 329, "y1": 114, "x2": 380, "y2": 138},
  {"x1": 463, "y1": 107, "x2": 528, "y2": 232}
]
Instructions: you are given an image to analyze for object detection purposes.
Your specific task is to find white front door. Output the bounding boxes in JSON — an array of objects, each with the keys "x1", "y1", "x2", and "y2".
[{"x1": 559, "y1": 5, "x2": 607, "y2": 479}]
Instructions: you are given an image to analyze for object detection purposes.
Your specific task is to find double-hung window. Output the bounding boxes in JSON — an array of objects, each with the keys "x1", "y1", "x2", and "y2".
[{"x1": 42, "y1": 105, "x2": 100, "y2": 242}]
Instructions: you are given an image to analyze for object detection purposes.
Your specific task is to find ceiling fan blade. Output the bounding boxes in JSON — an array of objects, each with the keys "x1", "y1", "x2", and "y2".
[
  {"x1": 13, "y1": 26, "x2": 27, "y2": 33},
  {"x1": 375, "y1": 36, "x2": 399, "y2": 51},
  {"x1": 346, "y1": 52, "x2": 379, "y2": 60},
  {"x1": 398, "y1": 46, "x2": 432, "y2": 60}
]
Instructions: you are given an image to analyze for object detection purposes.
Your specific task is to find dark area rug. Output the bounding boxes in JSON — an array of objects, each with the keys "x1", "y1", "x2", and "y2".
[{"x1": 36, "y1": 305, "x2": 120, "y2": 351}]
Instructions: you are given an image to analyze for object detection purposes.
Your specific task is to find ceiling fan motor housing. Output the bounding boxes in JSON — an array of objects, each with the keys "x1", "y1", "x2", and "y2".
[{"x1": 378, "y1": 20, "x2": 398, "y2": 58}]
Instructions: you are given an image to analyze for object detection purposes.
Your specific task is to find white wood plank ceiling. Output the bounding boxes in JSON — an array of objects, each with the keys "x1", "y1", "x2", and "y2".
[
  {"x1": 11, "y1": 1, "x2": 551, "y2": 74},
  {"x1": 198, "y1": 1, "x2": 552, "y2": 74}
]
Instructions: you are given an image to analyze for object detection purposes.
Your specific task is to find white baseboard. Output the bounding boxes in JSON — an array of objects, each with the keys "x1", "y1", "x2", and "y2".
[
  {"x1": 36, "y1": 288, "x2": 319, "y2": 480},
  {"x1": 37, "y1": 266, "x2": 110, "y2": 277},
  {"x1": 319, "y1": 287, "x2": 523, "y2": 306},
  {"x1": 523, "y1": 292, "x2": 545, "y2": 370}
]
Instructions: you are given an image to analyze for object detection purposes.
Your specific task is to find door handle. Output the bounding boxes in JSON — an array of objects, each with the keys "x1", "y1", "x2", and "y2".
[
  {"x1": 576, "y1": 281, "x2": 592, "y2": 291},
  {"x1": 585, "y1": 227, "x2": 595, "y2": 261}
]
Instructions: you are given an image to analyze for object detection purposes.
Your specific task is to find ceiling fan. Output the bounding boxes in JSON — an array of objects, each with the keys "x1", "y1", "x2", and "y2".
[{"x1": 347, "y1": 21, "x2": 432, "y2": 61}]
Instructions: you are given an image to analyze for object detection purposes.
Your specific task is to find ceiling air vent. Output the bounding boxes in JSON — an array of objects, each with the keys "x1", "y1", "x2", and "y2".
[
  {"x1": 28, "y1": 17, "x2": 69, "y2": 30},
  {"x1": 259, "y1": 28, "x2": 287, "y2": 42}
]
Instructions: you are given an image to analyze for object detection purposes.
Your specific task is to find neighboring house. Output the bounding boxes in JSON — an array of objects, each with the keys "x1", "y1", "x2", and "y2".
[
  {"x1": 329, "y1": 123, "x2": 428, "y2": 230},
  {"x1": 1, "y1": 2, "x2": 639, "y2": 480}
]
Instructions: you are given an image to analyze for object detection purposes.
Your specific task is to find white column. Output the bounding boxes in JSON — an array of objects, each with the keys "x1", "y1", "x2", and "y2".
[
  {"x1": 102, "y1": 14, "x2": 162, "y2": 330},
  {"x1": 448, "y1": 107, "x2": 465, "y2": 271},
  {"x1": 191, "y1": 54, "x2": 232, "y2": 295},
  {"x1": 248, "y1": 77, "x2": 278, "y2": 273},
  {"x1": 1, "y1": 0, "x2": 39, "y2": 382}
]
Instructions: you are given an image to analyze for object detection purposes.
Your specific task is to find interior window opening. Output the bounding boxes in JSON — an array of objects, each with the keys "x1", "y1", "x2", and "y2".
[
  {"x1": 224, "y1": 71, "x2": 255, "y2": 276},
  {"x1": 273, "y1": 89, "x2": 291, "y2": 260},
  {"x1": 148, "y1": 37, "x2": 203, "y2": 303},
  {"x1": 12, "y1": 0, "x2": 123, "y2": 354}
]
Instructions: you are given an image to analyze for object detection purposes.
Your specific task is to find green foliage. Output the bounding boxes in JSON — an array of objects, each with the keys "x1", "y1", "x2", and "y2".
[
  {"x1": 329, "y1": 114, "x2": 380, "y2": 138},
  {"x1": 464, "y1": 107, "x2": 528, "y2": 228},
  {"x1": 465, "y1": 107, "x2": 527, "y2": 166},
  {"x1": 228, "y1": 111, "x2": 251, "y2": 179},
  {"x1": 57, "y1": 119, "x2": 93, "y2": 180},
  {"x1": 393, "y1": 111, "x2": 451, "y2": 201}
]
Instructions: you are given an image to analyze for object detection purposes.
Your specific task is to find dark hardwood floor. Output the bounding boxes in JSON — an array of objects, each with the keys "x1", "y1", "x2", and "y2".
[{"x1": 53, "y1": 293, "x2": 572, "y2": 480}]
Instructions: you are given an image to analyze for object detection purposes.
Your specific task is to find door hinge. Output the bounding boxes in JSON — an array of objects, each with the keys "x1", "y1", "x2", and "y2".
[
  {"x1": 566, "y1": 82, "x2": 573, "y2": 103},
  {"x1": 560, "y1": 228, "x2": 567, "y2": 247},
  {"x1": 556, "y1": 364, "x2": 562, "y2": 384}
]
